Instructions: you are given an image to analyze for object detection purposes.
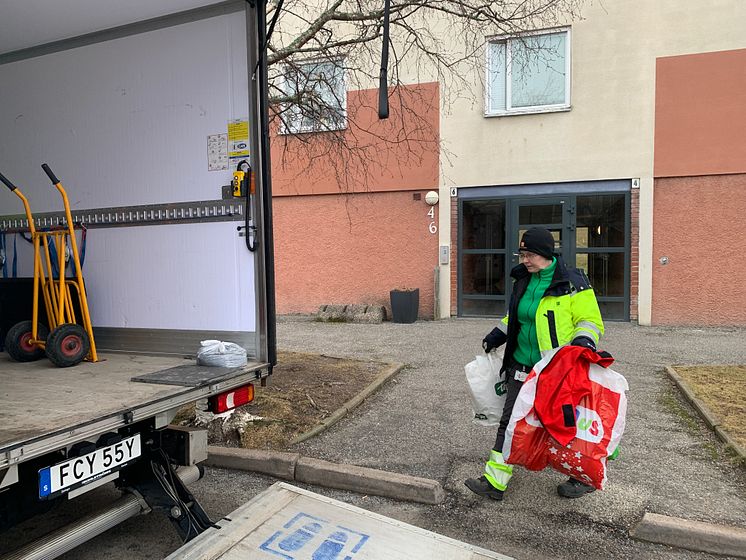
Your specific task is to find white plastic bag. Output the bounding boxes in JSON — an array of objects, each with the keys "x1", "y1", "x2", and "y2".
[
  {"x1": 464, "y1": 352, "x2": 507, "y2": 426},
  {"x1": 197, "y1": 339, "x2": 248, "y2": 367}
]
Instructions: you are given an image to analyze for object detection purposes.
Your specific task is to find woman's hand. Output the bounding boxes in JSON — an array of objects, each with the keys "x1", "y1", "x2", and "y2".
[{"x1": 482, "y1": 327, "x2": 507, "y2": 353}]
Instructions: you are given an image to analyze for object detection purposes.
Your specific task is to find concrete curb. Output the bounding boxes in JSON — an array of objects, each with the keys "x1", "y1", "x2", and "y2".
[
  {"x1": 631, "y1": 512, "x2": 746, "y2": 558},
  {"x1": 205, "y1": 446, "x2": 444, "y2": 505},
  {"x1": 291, "y1": 361, "x2": 405, "y2": 445},
  {"x1": 295, "y1": 456, "x2": 444, "y2": 505},
  {"x1": 204, "y1": 447, "x2": 299, "y2": 481},
  {"x1": 664, "y1": 365, "x2": 746, "y2": 462}
]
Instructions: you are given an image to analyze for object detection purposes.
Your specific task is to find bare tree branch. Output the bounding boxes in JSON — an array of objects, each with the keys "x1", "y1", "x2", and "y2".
[{"x1": 265, "y1": 0, "x2": 586, "y2": 191}]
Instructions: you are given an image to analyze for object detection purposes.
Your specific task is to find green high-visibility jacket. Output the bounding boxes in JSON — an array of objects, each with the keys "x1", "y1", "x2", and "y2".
[{"x1": 495, "y1": 256, "x2": 604, "y2": 371}]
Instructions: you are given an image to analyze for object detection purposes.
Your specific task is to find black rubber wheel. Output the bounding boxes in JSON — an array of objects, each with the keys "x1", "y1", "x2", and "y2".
[
  {"x1": 4, "y1": 321, "x2": 49, "y2": 362},
  {"x1": 45, "y1": 324, "x2": 90, "y2": 368}
]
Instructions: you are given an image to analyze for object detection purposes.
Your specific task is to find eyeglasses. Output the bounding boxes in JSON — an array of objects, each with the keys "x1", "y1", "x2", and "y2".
[{"x1": 514, "y1": 251, "x2": 539, "y2": 261}]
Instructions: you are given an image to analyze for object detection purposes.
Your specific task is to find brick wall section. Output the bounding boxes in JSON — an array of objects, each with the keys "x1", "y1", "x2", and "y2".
[
  {"x1": 275, "y1": 190, "x2": 439, "y2": 318},
  {"x1": 629, "y1": 187, "x2": 639, "y2": 321},
  {"x1": 652, "y1": 174, "x2": 746, "y2": 325},
  {"x1": 653, "y1": 49, "x2": 746, "y2": 325},
  {"x1": 450, "y1": 194, "x2": 458, "y2": 316}
]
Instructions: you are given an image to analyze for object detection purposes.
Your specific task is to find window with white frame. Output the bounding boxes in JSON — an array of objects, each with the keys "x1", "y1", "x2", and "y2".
[
  {"x1": 486, "y1": 28, "x2": 570, "y2": 115},
  {"x1": 282, "y1": 60, "x2": 347, "y2": 134}
]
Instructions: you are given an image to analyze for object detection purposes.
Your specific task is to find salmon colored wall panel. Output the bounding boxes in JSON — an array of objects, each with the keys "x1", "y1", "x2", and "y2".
[
  {"x1": 274, "y1": 191, "x2": 439, "y2": 317},
  {"x1": 652, "y1": 175, "x2": 746, "y2": 325},
  {"x1": 655, "y1": 49, "x2": 746, "y2": 178},
  {"x1": 271, "y1": 83, "x2": 439, "y2": 196}
]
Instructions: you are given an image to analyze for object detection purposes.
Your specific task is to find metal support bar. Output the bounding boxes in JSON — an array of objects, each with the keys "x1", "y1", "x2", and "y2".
[{"x1": 0, "y1": 492, "x2": 147, "y2": 560}]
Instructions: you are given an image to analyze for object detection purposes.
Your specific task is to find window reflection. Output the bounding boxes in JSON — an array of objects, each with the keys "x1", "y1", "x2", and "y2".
[
  {"x1": 461, "y1": 298, "x2": 505, "y2": 316},
  {"x1": 576, "y1": 252, "x2": 625, "y2": 297},
  {"x1": 518, "y1": 204, "x2": 562, "y2": 225},
  {"x1": 463, "y1": 200, "x2": 505, "y2": 250},
  {"x1": 576, "y1": 195, "x2": 625, "y2": 247},
  {"x1": 462, "y1": 254, "x2": 506, "y2": 295}
]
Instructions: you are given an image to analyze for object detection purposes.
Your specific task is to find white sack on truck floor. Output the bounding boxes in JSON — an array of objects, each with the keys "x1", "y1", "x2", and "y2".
[{"x1": 197, "y1": 340, "x2": 248, "y2": 367}]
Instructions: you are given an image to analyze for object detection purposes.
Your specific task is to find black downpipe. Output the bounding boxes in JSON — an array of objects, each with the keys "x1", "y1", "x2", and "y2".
[
  {"x1": 378, "y1": 0, "x2": 391, "y2": 119},
  {"x1": 256, "y1": 0, "x2": 277, "y2": 367}
]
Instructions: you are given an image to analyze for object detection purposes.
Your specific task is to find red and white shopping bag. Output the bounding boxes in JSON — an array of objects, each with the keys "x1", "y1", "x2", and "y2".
[{"x1": 502, "y1": 346, "x2": 628, "y2": 490}]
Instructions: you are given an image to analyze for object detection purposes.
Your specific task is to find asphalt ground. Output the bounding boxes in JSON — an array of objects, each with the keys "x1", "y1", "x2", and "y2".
[
  {"x1": 8, "y1": 318, "x2": 745, "y2": 559},
  {"x1": 264, "y1": 317, "x2": 746, "y2": 560}
]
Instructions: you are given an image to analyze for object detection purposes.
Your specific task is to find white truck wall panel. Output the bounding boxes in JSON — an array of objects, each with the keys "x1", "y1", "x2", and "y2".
[
  {"x1": 84, "y1": 222, "x2": 255, "y2": 331},
  {"x1": 0, "y1": 13, "x2": 256, "y2": 333},
  {"x1": 0, "y1": 13, "x2": 247, "y2": 210}
]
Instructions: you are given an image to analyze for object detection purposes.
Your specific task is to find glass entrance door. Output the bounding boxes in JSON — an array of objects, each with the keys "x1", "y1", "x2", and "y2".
[{"x1": 458, "y1": 189, "x2": 630, "y2": 320}]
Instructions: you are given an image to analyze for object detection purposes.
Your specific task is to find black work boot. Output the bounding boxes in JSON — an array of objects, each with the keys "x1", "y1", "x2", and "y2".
[
  {"x1": 557, "y1": 477, "x2": 596, "y2": 498},
  {"x1": 464, "y1": 476, "x2": 504, "y2": 501}
]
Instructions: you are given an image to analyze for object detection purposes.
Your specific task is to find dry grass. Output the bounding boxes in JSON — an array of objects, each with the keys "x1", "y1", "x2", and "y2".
[
  {"x1": 175, "y1": 352, "x2": 389, "y2": 449},
  {"x1": 237, "y1": 351, "x2": 387, "y2": 450},
  {"x1": 674, "y1": 365, "x2": 746, "y2": 450}
]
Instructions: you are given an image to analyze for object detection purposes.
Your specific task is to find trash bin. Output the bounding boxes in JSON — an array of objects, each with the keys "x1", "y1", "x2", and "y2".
[{"x1": 389, "y1": 288, "x2": 419, "y2": 324}]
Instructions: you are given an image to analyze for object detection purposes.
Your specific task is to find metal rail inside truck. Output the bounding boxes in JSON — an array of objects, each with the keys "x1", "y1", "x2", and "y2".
[{"x1": 0, "y1": 1, "x2": 277, "y2": 557}]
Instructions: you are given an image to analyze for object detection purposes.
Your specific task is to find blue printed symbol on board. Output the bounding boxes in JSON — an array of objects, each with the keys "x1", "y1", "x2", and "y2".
[{"x1": 259, "y1": 512, "x2": 370, "y2": 560}]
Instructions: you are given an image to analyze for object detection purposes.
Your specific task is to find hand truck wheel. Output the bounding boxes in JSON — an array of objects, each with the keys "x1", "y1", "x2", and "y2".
[
  {"x1": 4, "y1": 320, "x2": 49, "y2": 362},
  {"x1": 45, "y1": 323, "x2": 90, "y2": 368}
]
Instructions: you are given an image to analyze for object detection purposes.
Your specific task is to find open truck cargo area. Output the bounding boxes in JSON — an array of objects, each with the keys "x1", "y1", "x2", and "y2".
[{"x1": 0, "y1": 0, "x2": 277, "y2": 556}]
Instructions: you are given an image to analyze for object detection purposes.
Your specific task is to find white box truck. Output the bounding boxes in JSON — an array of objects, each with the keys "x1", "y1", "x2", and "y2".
[{"x1": 0, "y1": 1, "x2": 277, "y2": 556}]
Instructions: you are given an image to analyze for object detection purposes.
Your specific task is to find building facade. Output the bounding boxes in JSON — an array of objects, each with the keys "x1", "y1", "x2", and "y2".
[{"x1": 270, "y1": 0, "x2": 746, "y2": 325}]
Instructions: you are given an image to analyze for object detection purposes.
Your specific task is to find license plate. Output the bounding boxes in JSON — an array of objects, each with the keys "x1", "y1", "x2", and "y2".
[{"x1": 39, "y1": 434, "x2": 142, "y2": 499}]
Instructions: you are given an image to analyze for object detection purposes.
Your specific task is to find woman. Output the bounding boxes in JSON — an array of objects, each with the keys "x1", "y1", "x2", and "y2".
[{"x1": 465, "y1": 227, "x2": 604, "y2": 501}]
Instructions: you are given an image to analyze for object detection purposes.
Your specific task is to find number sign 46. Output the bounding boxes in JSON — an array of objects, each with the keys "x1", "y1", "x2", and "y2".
[{"x1": 427, "y1": 206, "x2": 437, "y2": 234}]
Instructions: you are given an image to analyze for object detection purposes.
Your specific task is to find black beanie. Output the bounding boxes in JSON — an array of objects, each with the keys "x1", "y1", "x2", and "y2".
[{"x1": 519, "y1": 227, "x2": 555, "y2": 259}]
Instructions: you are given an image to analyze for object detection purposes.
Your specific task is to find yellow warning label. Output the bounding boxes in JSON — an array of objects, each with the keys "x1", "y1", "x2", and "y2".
[{"x1": 228, "y1": 119, "x2": 250, "y2": 159}]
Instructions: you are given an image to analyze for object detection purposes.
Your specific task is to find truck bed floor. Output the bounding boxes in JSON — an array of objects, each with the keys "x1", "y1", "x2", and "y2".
[{"x1": 0, "y1": 352, "x2": 262, "y2": 459}]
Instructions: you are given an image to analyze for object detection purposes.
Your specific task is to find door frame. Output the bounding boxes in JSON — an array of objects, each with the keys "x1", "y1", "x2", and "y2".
[{"x1": 457, "y1": 181, "x2": 631, "y2": 321}]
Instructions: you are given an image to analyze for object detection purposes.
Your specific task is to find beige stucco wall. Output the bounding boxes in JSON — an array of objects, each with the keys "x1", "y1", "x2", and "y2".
[{"x1": 434, "y1": 0, "x2": 746, "y2": 323}]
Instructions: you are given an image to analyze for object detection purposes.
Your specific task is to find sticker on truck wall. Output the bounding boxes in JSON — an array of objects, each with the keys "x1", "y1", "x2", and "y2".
[{"x1": 208, "y1": 133, "x2": 228, "y2": 171}]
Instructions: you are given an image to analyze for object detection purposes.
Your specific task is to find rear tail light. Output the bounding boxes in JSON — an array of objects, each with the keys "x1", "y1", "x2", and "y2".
[{"x1": 208, "y1": 384, "x2": 254, "y2": 414}]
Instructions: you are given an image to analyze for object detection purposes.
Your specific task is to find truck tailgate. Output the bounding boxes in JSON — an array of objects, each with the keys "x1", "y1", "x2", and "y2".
[
  {"x1": 168, "y1": 482, "x2": 512, "y2": 560},
  {"x1": 0, "y1": 352, "x2": 266, "y2": 469}
]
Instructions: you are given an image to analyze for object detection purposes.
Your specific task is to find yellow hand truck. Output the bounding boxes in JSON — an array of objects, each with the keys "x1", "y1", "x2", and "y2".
[{"x1": 0, "y1": 164, "x2": 98, "y2": 367}]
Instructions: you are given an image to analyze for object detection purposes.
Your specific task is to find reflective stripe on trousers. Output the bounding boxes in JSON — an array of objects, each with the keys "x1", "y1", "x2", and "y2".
[{"x1": 484, "y1": 450, "x2": 513, "y2": 491}]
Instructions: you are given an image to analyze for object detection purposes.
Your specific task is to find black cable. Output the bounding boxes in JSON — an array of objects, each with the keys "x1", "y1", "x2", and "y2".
[
  {"x1": 235, "y1": 160, "x2": 256, "y2": 252},
  {"x1": 265, "y1": 0, "x2": 285, "y2": 48},
  {"x1": 247, "y1": 0, "x2": 285, "y2": 76}
]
